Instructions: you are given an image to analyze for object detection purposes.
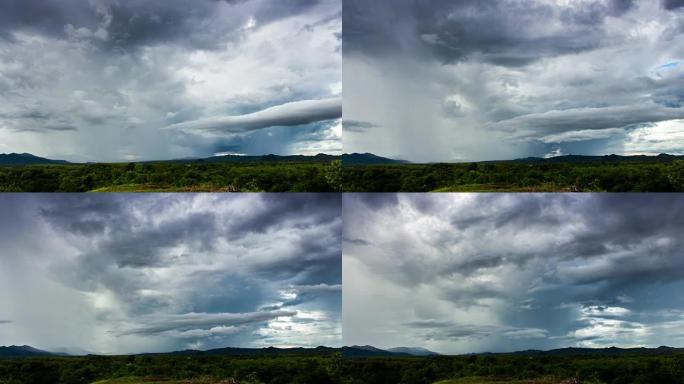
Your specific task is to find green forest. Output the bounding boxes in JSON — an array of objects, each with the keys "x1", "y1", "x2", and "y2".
[
  {"x1": 0, "y1": 161, "x2": 342, "y2": 192},
  {"x1": 0, "y1": 353, "x2": 340, "y2": 384},
  {"x1": 341, "y1": 353, "x2": 684, "y2": 384},
  {"x1": 342, "y1": 160, "x2": 684, "y2": 192}
]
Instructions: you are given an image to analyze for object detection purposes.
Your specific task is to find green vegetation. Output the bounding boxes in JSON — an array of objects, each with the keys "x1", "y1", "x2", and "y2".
[
  {"x1": 341, "y1": 354, "x2": 684, "y2": 384},
  {"x1": 343, "y1": 160, "x2": 684, "y2": 192},
  {"x1": 0, "y1": 353, "x2": 340, "y2": 384},
  {"x1": 0, "y1": 161, "x2": 341, "y2": 192},
  {"x1": 433, "y1": 378, "x2": 565, "y2": 384}
]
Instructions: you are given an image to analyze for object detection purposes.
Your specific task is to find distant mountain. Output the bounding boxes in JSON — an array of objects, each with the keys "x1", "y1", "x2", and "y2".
[
  {"x1": 163, "y1": 346, "x2": 338, "y2": 357},
  {"x1": 341, "y1": 153, "x2": 408, "y2": 165},
  {"x1": 500, "y1": 346, "x2": 683, "y2": 357},
  {"x1": 0, "y1": 152, "x2": 340, "y2": 166},
  {"x1": 343, "y1": 345, "x2": 408, "y2": 357},
  {"x1": 343, "y1": 345, "x2": 439, "y2": 357},
  {"x1": 387, "y1": 347, "x2": 440, "y2": 356},
  {"x1": 0, "y1": 153, "x2": 69, "y2": 165},
  {"x1": 188, "y1": 153, "x2": 339, "y2": 164},
  {"x1": 0, "y1": 345, "x2": 55, "y2": 357},
  {"x1": 1, "y1": 345, "x2": 340, "y2": 358},
  {"x1": 506, "y1": 153, "x2": 684, "y2": 164},
  {"x1": 344, "y1": 345, "x2": 684, "y2": 358}
]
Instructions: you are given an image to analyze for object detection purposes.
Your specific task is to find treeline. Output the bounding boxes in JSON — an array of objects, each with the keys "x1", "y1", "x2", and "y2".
[
  {"x1": 0, "y1": 160, "x2": 342, "y2": 192},
  {"x1": 343, "y1": 160, "x2": 684, "y2": 192},
  {"x1": 0, "y1": 353, "x2": 340, "y2": 384},
  {"x1": 341, "y1": 353, "x2": 684, "y2": 384}
]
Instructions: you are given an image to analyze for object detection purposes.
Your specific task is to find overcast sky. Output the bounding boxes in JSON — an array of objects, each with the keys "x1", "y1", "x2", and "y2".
[
  {"x1": 344, "y1": 194, "x2": 684, "y2": 354},
  {"x1": 0, "y1": 0, "x2": 341, "y2": 162},
  {"x1": 0, "y1": 194, "x2": 341, "y2": 355},
  {"x1": 344, "y1": 0, "x2": 684, "y2": 162}
]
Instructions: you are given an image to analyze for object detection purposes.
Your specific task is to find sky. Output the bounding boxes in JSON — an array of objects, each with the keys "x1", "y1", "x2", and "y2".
[
  {"x1": 344, "y1": 193, "x2": 684, "y2": 355},
  {"x1": 0, "y1": 194, "x2": 341, "y2": 355},
  {"x1": 0, "y1": 0, "x2": 341, "y2": 162},
  {"x1": 343, "y1": 0, "x2": 684, "y2": 162}
]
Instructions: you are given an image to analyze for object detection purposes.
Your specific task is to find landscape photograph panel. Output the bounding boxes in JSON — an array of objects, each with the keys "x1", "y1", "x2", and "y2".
[
  {"x1": 0, "y1": 193, "x2": 342, "y2": 383},
  {"x1": 342, "y1": 193, "x2": 684, "y2": 383},
  {"x1": 342, "y1": 0, "x2": 684, "y2": 192},
  {"x1": 0, "y1": 0, "x2": 342, "y2": 192}
]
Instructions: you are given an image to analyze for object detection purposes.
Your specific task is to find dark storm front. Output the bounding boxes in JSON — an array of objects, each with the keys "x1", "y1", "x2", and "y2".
[
  {"x1": 342, "y1": 193, "x2": 684, "y2": 384},
  {"x1": 0, "y1": 0, "x2": 342, "y2": 192},
  {"x1": 0, "y1": 194, "x2": 342, "y2": 383},
  {"x1": 342, "y1": 0, "x2": 684, "y2": 192}
]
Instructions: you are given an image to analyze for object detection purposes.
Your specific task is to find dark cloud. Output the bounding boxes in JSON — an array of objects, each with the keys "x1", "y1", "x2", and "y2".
[
  {"x1": 491, "y1": 104, "x2": 684, "y2": 139},
  {"x1": 342, "y1": 120, "x2": 380, "y2": 133},
  {"x1": 0, "y1": 0, "x2": 323, "y2": 50},
  {"x1": 167, "y1": 98, "x2": 342, "y2": 134},
  {"x1": 344, "y1": 0, "x2": 619, "y2": 66},
  {"x1": 405, "y1": 320, "x2": 548, "y2": 342},
  {"x1": 664, "y1": 0, "x2": 684, "y2": 10},
  {"x1": 120, "y1": 310, "x2": 296, "y2": 336}
]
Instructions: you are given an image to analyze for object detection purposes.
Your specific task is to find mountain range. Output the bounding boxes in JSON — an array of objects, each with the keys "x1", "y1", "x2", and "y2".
[
  {"x1": 0, "y1": 345, "x2": 436, "y2": 358},
  {"x1": 0, "y1": 345, "x2": 55, "y2": 357},
  {"x1": 501, "y1": 153, "x2": 684, "y2": 164},
  {"x1": 4, "y1": 344, "x2": 684, "y2": 358},
  {"x1": 3, "y1": 152, "x2": 684, "y2": 167},
  {"x1": 0, "y1": 152, "x2": 404, "y2": 166},
  {"x1": 0, "y1": 153, "x2": 70, "y2": 166}
]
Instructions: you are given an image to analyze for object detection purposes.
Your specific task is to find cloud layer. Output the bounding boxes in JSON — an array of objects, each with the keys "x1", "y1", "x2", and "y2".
[
  {"x1": 344, "y1": 0, "x2": 684, "y2": 162},
  {"x1": 0, "y1": 194, "x2": 341, "y2": 354},
  {"x1": 167, "y1": 98, "x2": 342, "y2": 134},
  {"x1": 0, "y1": 0, "x2": 341, "y2": 161},
  {"x1": 343, "y1": 194, "x2": 684, "y2": 354}
]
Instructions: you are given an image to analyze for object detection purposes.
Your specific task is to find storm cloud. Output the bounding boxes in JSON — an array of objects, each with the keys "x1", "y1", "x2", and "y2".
[
  {"x1": 344, "y1": 0, "x2": 684, "y2": 162},
  {"x1": 343, "y1": 194, "x2": 684, "y2": 354},
  {"x1": 0, "y1": 0, "x2": 341, "y2": 161},
  {"x1": 0, "y1": 194, "x2": 341, "y2": 354},
  {"x1": 167, "y1": 98, "x2": 342, "y2": 134}
]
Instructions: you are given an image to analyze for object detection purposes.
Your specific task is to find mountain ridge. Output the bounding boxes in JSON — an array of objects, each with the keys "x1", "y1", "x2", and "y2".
[
  {"x1": 0, "y1": 153, "x2": 70, "y2": 165},
  {"x1": 3, "y1": 344, "x2": 684, "y2": 358},
  {"x1": 0, "y1": 345, "x2": 55, "y2": 357},
  {"x1": 4, "y1": 152, "x2": 684, "y2": 166}
]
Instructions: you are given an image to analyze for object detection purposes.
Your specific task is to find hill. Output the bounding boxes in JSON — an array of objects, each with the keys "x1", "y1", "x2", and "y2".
[
  {"x1": 0, "y1": 152, "x2": 340, "y2": 166},
  {"x1": 505, "y1": 153, "x2": 684, "y2": 164},
  {"x1": 165, "y1": 345, "x2": 338, "y2": 356},
  {"x1": 0, "y1": 345, "x2": 55, "y2": 357},
  {"x1": 387, "y1": 346, "x2": 440, "y2": 356},
  {"x1": 0, "y1": 153, "x2": 69, "y2": 165},
  {"x1": 501, "y1": 345, "x2": 682, "y2": 357},
  {"x1": 341, "y1": 153, "x2": 408, "y2": 165},
  {"x1": 342, "y1": 345, "x2": 440, "y2": 357},
  {"x1": 179, "y1": 153, "x2": 339, "y2": 164}
]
